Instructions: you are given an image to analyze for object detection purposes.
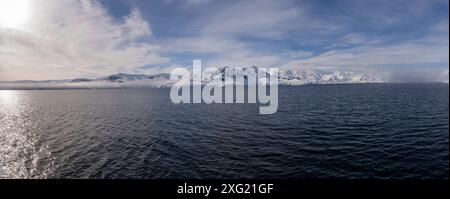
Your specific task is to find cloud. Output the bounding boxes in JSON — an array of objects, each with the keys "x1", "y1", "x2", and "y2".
[
  {"x1": 163, "y1": 0, "x2": 215, "y2": 8},
  {"x1": 156, "y1": 0, "x2": 449, "y2": 84},
  {"x1": 0, "y1": 0, "x2": 448, "y2": 82},
  {"x1": 337, "y1": 33, "x2": 368, "y2": 46},
  {"x1": 162, "y1": 36, "x2": 246, "y2": 53},
  {"x1": 283, "y1": 37, "x2": 449, "y2": 69},
  {"x1": 200, "y1": 0, "x2": 300, "y2": 38},
  {"x1": 280, "y1": 30, "x2": 449, "y2": 82},
  {"x1": 284, "y1": 51, "x2": 314, "y2": 59},
  {"x1": 158, "y1": 0, "x2": 307, "y2": 69},
  {"x1": 0, "y1": 0, "x2": 168, "y2": 81},
  {"x1": 388, "y1": 67, "x2": 449, "y2": 82}
]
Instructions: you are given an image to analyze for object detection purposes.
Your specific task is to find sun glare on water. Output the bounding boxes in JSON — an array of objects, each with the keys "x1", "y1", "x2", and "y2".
[{"x1": 0, "y1": 0, "x2": 31, "y2": 29}]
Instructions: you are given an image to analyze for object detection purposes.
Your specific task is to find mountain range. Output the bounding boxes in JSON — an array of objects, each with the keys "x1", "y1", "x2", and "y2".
[{"x1": 0, "y1": 67, "x2": 429, "y2": 89}]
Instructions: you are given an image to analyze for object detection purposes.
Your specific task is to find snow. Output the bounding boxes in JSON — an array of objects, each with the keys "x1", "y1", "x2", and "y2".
[{"x1": 0, "y1": 68, "x2": 390, "y2": 89}]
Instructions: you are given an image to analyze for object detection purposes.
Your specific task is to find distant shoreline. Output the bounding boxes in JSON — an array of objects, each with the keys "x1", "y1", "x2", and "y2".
[{"x1": 1, "y1": 82, "x2": 448, "y2": 91}]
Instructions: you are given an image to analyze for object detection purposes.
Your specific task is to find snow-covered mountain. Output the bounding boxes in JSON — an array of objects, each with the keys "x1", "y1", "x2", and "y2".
[
  {"x1": 278, "y1": 69, "x2": 386, "y2": 85},
  {"x1": 0, "y1": 68, "x2": 388, "y2": 89},
  {"x1": 0, "y1": 73, "x2": 176, "y2": 89},
  {"x1": 199, "y1": 67, "x2": 386, "y2": 85}
]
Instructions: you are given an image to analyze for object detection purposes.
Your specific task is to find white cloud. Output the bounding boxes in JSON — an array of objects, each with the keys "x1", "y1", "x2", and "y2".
[
  {"x1": 159, "y1": 0, "x2": 448, "y2": 83},
  {"x1": 0, "y1": 0, "x2": 448, "y2": 83},
  {"x1": 0, "y1": 0, "x2": 168, "y2": 81},
  {"x1": 163, "y1": 0, "x2": 215, "y2": 8},
  {"x1": 162, "y1": 36, "x2": 247, "y2": 53},
  {"x1": 283, "y1": 40, "x2": 449, "y2": 69},
  {"x1": 338, "y1": 33, "x2": 367, "y2": 46},
  {"x1": 159, "y1": 0, "x2": 306, "y2": 69},
  {"x1": 285, "y1": 51, "x2": 314, "y2": 59},
  {"x1": 279, "y1": 32, "x2": 449, "y2": 84},
  {"x1": 200, "y1": 0, "x2": 300, "y2": 38}
]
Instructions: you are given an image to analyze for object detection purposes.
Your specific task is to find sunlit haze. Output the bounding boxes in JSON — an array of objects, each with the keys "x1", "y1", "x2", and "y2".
[{"x1": 0, "y1": 0, "x2": 31, "y2": 29}]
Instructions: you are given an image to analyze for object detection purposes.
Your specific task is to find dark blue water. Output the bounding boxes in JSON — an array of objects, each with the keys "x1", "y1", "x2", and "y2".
[{"x1": 0, "y1": 83, "x2": 448, "y2": 179}]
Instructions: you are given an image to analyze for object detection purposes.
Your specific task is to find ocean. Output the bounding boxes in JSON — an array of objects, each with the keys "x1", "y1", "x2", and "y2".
[{"x1": 0, "y1": 83, "x2": 448, "y2": 179}]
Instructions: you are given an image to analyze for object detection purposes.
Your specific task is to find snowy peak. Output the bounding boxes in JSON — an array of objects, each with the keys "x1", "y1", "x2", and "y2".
[
  {"x1": 278, "y1": 69, "x2": 385, "y2": 85},
  {"x1": 0, "y1": 68, "x2": 389, "y2": 89},
  {"x1": 200, "y1": 67, "x2": 386, "y2": 85}
]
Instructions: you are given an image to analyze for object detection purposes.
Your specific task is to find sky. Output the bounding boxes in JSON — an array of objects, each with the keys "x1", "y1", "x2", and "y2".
[{"x1": 0, "y1": 0, "x2": 448, "y2": 81}]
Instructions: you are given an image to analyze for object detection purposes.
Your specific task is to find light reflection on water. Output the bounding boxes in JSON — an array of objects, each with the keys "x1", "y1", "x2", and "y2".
[
  {"x1": 0, "y1": 85, "x2": 448, "y2": 179},
  {"x1": 0, "y1": 90, "x2": 52, "y2": 178}
]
